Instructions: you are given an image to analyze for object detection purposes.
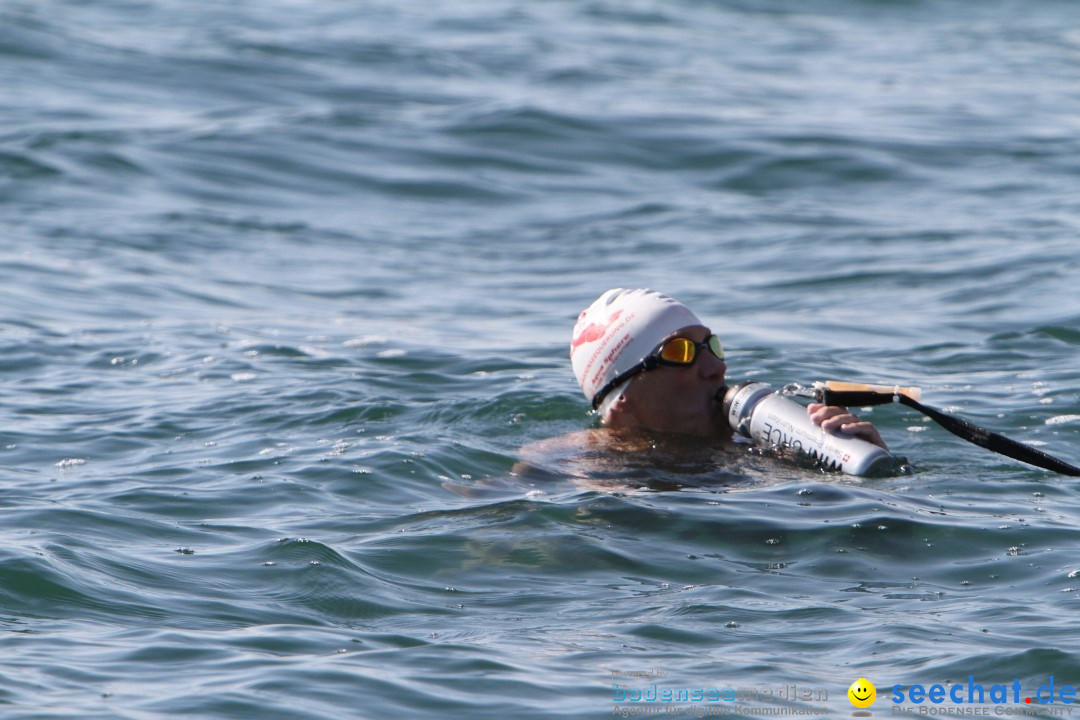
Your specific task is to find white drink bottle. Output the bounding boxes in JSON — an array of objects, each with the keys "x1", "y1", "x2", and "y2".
[{"x1": 721, "y1": 382, "x2": 895, "y2": 476}]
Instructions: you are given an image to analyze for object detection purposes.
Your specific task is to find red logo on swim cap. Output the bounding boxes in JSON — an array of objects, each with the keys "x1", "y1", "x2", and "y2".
[{"x1": 571, "y1": 310, "x2": 623, "y2": 350}]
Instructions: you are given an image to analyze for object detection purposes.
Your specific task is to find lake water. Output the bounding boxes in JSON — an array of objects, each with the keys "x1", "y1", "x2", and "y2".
[{"x1": 2, "y1": 1, "x2": 1079, "y2": 718}]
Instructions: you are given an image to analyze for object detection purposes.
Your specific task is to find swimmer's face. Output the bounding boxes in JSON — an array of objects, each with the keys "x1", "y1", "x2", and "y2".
[
  {"x1": 608, "y1": 325, "x2": 728, "y2": 437},
  {"x1": 848, "y1": 679, "x2": 876, "y2": 708}
]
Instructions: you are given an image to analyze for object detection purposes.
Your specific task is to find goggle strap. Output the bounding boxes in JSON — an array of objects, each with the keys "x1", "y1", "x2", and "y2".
[{"x1": 591, "y1": 360, "x2": 645, "y2": 410}]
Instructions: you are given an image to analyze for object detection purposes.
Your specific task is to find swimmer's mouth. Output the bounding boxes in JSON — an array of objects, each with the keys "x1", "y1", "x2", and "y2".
[{"x1": 713, "y1": 385, "x2": 728, "y2": 405}]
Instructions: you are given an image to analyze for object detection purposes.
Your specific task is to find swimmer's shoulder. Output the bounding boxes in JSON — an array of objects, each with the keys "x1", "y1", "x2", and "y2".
[
  {"x1": 514, "y1": 429, "x2": 601, "y2": 479},
  {"x1": 517, "y1": 428, "x2": 659, "y2": 463}
]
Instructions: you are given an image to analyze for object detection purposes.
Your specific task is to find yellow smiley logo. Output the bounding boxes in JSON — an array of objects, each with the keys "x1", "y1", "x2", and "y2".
[{"x1": 848, "y1": 678, "x2": 876, "y2": 708}]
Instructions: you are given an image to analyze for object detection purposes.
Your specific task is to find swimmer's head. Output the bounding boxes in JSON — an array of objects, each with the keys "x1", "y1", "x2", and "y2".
[{"x1": 570, "y1": 288, "x2": 702, "y2": 409}]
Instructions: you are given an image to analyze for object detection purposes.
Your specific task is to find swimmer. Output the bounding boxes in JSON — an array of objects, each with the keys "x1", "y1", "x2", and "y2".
[
  {"x1": 571, "y1": 288, "x2": 887, "y2": 449},
  {"x1": 514, "y1": 289, "x2": 886, "y2": 486}
]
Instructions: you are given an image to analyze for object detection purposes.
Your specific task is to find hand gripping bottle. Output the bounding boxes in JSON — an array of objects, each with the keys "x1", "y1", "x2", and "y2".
[{"x1": 721, "y1": 382, "x2": 895, "y2": 476}]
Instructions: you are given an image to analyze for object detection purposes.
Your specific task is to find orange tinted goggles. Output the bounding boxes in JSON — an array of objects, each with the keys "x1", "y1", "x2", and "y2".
[{"x1": 654, "y1": 335, "x2": 724, "y2": 366}]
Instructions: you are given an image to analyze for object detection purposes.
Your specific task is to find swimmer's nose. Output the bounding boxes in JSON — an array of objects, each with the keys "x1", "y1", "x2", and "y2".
[{"x1": 699, "y1": 353, "x2": 726, "y2": 383}]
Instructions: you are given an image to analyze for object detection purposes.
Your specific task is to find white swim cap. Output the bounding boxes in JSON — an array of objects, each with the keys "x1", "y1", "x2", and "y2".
[{"x1": 570, "y1": 288, "x2": 702, "y2": 407}]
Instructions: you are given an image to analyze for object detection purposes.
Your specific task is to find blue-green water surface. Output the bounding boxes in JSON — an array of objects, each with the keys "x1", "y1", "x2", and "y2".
[{"x1": 2, "y1": 1, "x2": 1080, "y2": 718}]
